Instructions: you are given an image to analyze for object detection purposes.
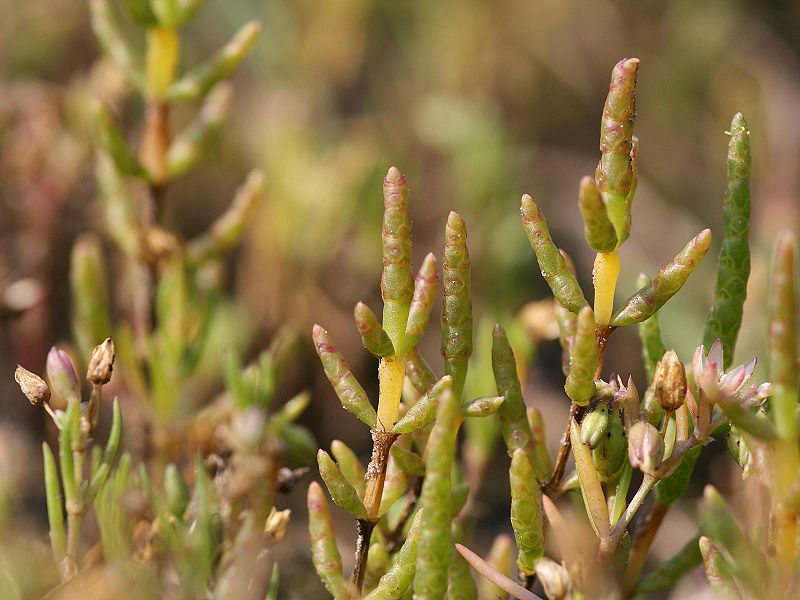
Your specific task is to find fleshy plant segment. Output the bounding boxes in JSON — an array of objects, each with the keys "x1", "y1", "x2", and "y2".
[
  {"x1": 310, "y1": 167, "x2": 508, "y2": 598},
  {"x1": 451, "y1": 61, "x2": 797, "y2": 600}
]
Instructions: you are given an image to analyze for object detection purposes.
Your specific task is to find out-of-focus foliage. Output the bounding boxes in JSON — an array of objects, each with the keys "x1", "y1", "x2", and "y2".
[{"x1": 1, "y1": 0, "x2": 800, "y2": 598}]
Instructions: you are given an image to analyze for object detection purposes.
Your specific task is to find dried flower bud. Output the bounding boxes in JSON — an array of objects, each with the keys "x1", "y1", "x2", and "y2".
[
  {"x1": 628, "y1": 420, "x2": 664, "y2": 473},
  {"x1": 46, "y1": 347, "x2": 81, "y2": 404},
  {"x1": 653, "y1": 350, "x2": 686, "y2": 411},
  {"x1": 14, "y1": 366, "x2": 50, "y2": 406},
  {"x1": 265, "y1": 507, "x2": 292, "y2": 544},
  {"x1": 87, "y1": 338, "x2": 115, "y2": 385},
  {"x1": 534, "y1": 557, "x2": 571, "y2": 600}
]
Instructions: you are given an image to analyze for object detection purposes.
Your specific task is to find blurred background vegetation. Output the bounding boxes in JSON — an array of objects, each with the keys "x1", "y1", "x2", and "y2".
[{"x1": 1, "y1": 0, "x2": 799, "y2": 596}]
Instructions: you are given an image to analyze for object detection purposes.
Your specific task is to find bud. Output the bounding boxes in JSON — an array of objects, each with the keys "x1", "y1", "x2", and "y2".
[
  {"x1": 592, "y1": 406, "x2": 626, "y2": 481},
  {"x1": 653, "y1": 349, "x2": 686, "y2": 411},
  {"x1": 534, "y1": 557, "x2": 571, "y2": 600},
  {"x1": 164, "y1": 463, "x2": 190, "y2": 518},
  {"x1": 46, "y1": 347, "x2": 81, "y2": 404},
  {"x1": 641, "y1": 386, "x2": 664, "y2": 426},
  {"x1": 14, "y1": 366, "x2": 50, "y2": 406},
  {"x1": 581, "y1": 403, "x2": 609, "y2": 449},
  {"x1": 628, "y1": 420, "x2": 664, "y2": 473},
  {"x1": 87, "y1": 338, "x2": 115, "y2": 385}
]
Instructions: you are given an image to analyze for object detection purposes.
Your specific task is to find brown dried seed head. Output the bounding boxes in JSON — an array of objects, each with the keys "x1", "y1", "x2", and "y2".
[
  {"x1": 654, "y1": 349, "x2": 687, "y2": 411},
  {"x1": 87, "y1": 338, "x2": 115, "y2": 386},
  {"x1": 15, "y1": 366, "x2": 50, "y2": 406}
]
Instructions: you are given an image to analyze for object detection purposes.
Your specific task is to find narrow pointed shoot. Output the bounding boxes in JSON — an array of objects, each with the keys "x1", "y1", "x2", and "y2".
[
  {"x1": 317, "y1": 450, "x2": 368, "y2": 519},
  {"x1": 768, "y1": 231, "x2": 798, "y2": 441},
  {"x1": 579, "y1": 176, "x2": 617, "y2": 253},
  {"x1": 441, "y1": 211, "x2": 473, "y2": 396},
  {"x1": 491, "y1": 324, "x2": 547, "y2": 479},
  {"x1": 312, "y1": 325, "x2": 377, "y2": 428},
  {"x1": 354, "y1": 302, "x2": 395, "y2": 357},
  {"x1": 565, "y1": 307, "x2": 599, "y2": 406},
  {"x1": 595, "y1": 58, "x2": 638, "y2": 247},
  {"x1": 455, "y1": 544, "x2": 544, "y2": 600},
  {"x1": 404, "y1": 253, "x2": 438, "y2": 351},
  {"x1": 167, "y1": 20, "x2": 262, "y2": 102},
  {"x1": 330, "y1": 440, "x2": 366, "y2": 498},
  {"x1": 510, "y1": 449, "x2": 544, "y2": 575},
  {"x1": 307, "y1": 482, "x2": 348, "y2": 600},
  {"x1": 703, "y1": 114, "x2": 752, "y2": 369},
  {"x1": 414, "y1": 388, "x2": 460, "y2": 599},
  {"x1": 186, "y1": 170, "x2": 265, "y2": 265},
  {"x1": 391, "y1": 375, "x2": 451, "y2": 434},
  {"x1": 612, "y1": 229, "x2": 712, "y2": 326},
  {"x1": 521, "y1": 195, "x2": 589, "y2": 314}
]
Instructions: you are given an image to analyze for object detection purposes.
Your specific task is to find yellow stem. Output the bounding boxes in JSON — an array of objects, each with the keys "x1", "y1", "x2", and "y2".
[
  {"x1": 593, "y1": 251, "x2": 620, "y2": 326},
  {"x1": 377, "y1": 356, "x2": 405, "y2": 431},
  {"x1": 145, "y1": 27, "x2": 179, "y2": 99}
]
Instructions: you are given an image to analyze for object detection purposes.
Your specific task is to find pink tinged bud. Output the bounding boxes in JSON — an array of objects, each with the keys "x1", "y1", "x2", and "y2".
[
  {"x1": 718, "y1": 356, "x2": 756, "y2": 397},
  {"x1": 693, "y1": 344, "x2": 706, "y2": 382},
  {"x1": 706, "y1": 339, "x2": 724, "y2": 378},
  {"x1": 14, "y1": 366, "x2": 50, "y2": 406},
  {"x1": 46, "y1": 347, "x2": 81, "y2": 404},
  {"x1": 628, "y1": 420, "x2": 664, "y2": 473},
  {"x1": 86, "y1": 338, "x2": 116, "y2": 386}
]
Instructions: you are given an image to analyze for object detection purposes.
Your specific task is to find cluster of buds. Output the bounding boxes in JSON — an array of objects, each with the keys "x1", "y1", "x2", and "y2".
[
  {"x1": 691, "y1": 340, "x2": 769, "y2": 440},
  {"x1": 15, "y1": 338, "x2": 116, "y2": 435}
]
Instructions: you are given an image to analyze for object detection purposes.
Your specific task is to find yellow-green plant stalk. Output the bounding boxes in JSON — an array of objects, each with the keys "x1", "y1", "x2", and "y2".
[
  {"x1": 307, "y1": 482, "x2": 348, "y2": 600},
  {"x1": 611, "y1": 229, "x2": 712, "y2": 326},
  {"x1": 510, "y1": 449, "x2": 544, "y2": 575},
  {"x1": 703, "y1": 114, "x2": 752, "y2": 368},
  {"x1": 377, "y1": 167, "x2": 414, "y2": 431},
  {"x1": 441, "y1": 211, "x2": 473, "y2": 397},
  {"x1": 491, "y1": 324, "x2": 548, "y2": 479},
  {"x1": 317, "y1": 449, "x2": 368, "y2": 520},
  {"x1": 564, "y1": 307, "x2": 599, "y2": 406},
  {"x1": 364, "y1": 510, "x2": 423, "y2": 600},
  {"x1": 414, "y1": 387, "x2": 460, "y2": 599},
  {"x1": 767, "y1": 230, "x2": 798, "y2": 576},
  {"x1": 595, "y1": 58, "x2": 638, "y2": 247},
  {"x1": 520, "y1": 194, "x2": 588, "y2": 314},
  {"x1": 312, "y1": 325, "x2": 377, "y2": 428},
  {"x1": 636, "y1": 273, "x2": 667, "y2": 381}
]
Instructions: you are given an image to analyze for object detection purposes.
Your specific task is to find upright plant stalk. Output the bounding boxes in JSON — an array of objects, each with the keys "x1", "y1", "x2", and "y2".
[
  {"x1": 703, "y1": 113, "x2": 751, "y2": 368},
  {"x1": 441, "y1": 211, "x2": 473, "y2": 398},
  {"x1": 414, "y1": 388, "x2": 460, "y2": 599},
  {"x1": 767, "y1": 231, "x2": 798, "y2": 578}
]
